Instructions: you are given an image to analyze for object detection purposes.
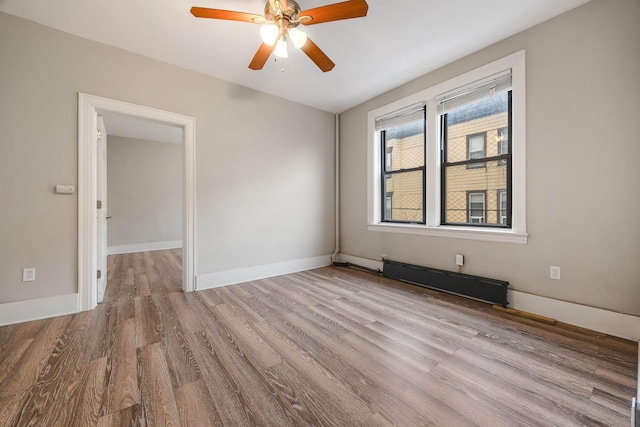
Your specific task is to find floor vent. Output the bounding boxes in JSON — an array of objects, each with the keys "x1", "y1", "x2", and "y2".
[{"x1": 383, "y1": 259, "x2": 509, "y2": 307}]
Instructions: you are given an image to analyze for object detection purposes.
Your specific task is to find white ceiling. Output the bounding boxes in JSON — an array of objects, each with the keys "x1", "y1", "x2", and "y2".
[
  {"x1": 99, "y1": 111, "x2": 183, "y2": 144},
  {"x1": 1, "y1": 0, "x2": 590, "y2": 113}
]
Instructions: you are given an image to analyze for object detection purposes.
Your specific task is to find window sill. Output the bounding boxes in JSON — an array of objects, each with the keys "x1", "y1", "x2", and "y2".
[{"x1": 367, "y1": 222, "x2": 528, "y2": 244}]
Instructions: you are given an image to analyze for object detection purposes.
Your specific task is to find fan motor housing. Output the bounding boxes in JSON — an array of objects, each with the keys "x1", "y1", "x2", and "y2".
[{"x1": 264, "y1": 0, "x2": 301, "y2": 23}]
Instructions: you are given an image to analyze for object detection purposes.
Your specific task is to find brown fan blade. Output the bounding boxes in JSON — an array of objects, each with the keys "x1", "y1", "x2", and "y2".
[
  {"x1": 300, "y1": 0, "x2": 368, "y2": 26},
  {"x1": 249, "y1": 42, "x2": 276, "y2": 70},
  {"x1": 190, "y1": 7, "x2": 264, "y2": 23},
  {"x1": 300, "y1": 37, "x2": 335, "y2": 72}
]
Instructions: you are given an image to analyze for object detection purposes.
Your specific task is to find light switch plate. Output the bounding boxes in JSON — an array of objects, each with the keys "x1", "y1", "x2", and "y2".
[{"x1": 55, "y1": 185, "x2": 75, "y2": 194}]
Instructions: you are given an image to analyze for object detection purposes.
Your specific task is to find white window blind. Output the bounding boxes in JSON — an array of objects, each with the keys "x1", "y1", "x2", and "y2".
[
  {"x1": 437, "y1": 70, "x2": 512, "y2": 113},
  {"x1": 375, "y1": 104, "x2": 425, "y2": 131}
]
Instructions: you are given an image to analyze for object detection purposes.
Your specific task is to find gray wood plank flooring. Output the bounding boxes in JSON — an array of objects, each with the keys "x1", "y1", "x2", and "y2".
[{"x1": 0, "y1": 249, "x2": 636, "y2": 426}]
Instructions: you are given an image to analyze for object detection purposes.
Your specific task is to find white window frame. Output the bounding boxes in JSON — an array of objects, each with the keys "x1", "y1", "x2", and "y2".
[{"x1": 367, "y1": 50, "x2": 527, "y2": 244}]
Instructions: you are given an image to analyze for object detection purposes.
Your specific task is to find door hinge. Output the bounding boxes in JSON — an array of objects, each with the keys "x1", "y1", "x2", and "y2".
[
  {"x1": 97, "y1": 270, "x2": 102, "y2": 279},
  {"x1": 97, "y1": 200, "x2": 102, "y2": 209},
  {"x1": 97, "y1": 130, "x2": 102, "y2": 140}
]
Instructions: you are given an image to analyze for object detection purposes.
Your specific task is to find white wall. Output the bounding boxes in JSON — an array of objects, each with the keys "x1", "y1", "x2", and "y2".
[
  {"x1": 339, "y1": 0, "x2": 640, "y2": 316},
  {"x1": 0, "y1": 12, "x2": 335, "y2": 304},
  {"x1": 107, "y1": 136, "x2": 182, "y2": 250}
]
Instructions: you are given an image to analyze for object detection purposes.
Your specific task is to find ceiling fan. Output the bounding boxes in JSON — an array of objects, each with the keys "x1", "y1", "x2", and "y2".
[{"x1": 190, "y1": 0, "x2": 369, "y2": 72}]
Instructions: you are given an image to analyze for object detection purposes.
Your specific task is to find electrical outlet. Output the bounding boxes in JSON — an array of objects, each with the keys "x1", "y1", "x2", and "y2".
[
  {"x1": 381, "y1": 253, "x2": 388, "y2": 260},
  {"x1": 22, "y1": 268, "x2": 35, "y2": 282},
  {"x1": 550, "y1": 266, "x2": 561, "y2": 280},
  {"x1": 456, "y1": 254, "x2": 464, "y2": 266}
]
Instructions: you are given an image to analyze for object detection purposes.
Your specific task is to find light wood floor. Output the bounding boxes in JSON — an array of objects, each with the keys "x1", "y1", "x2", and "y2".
[{"x1": 0, "y1": 249, "x2": 637, "y2": 426}]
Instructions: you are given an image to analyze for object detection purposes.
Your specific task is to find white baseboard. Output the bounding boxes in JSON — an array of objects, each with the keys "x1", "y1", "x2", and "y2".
[
  {"x1": 336, "y1": 254, "x2": 640, "y2": 341},
  {"x1": 108, "y1": 240, "x2": 182, "y2": 255},
  {"x1": 196, "y1": 255, "x2": 332, "y2": 291},
  {"x1": 509, "y1": 291, "x2": 640, "y2": 341},
  {"x1": 4, "y1": 254, "x2": 637, "y2": 342},
  {"x1": 0, "y1": 293, "x2": 79, "y2": 327}
]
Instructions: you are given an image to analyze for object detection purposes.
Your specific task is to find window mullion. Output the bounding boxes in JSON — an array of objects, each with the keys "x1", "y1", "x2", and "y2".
[
  {"x1": 506, "y1": 91, "x2": 513, "y2": 227},
  {"x1": 384, "y1": 166, "x2": 425, "y2": 175},
  {"x1": 444, "y1": 154, "x2": 510, "y2": 168},
  {"x1": 380, "y1": 130, "x2": 387, "y2": 223},
  {"x1": 425, "y1": 98, "x2": 440, "y2": 227},
  {"x1": 439, "y1": 113, "x2": 448, "y2": 227}
]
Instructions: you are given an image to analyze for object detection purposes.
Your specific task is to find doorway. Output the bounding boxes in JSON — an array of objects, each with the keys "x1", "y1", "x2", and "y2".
[{"x1": 78, "y1": 93, "x2": 196, "y2": 311}]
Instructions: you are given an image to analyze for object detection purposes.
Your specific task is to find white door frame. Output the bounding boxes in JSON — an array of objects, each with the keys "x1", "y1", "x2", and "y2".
[
  {"x1": 77, "y1": 93, "x2": 196, "y2": 311},
  {"x1": 96, "y1": 115, "x2": 107, "y2": 303}
]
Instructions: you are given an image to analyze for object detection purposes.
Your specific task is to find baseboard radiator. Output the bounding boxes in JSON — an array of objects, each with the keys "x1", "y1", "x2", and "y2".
[{"x1": 383, "y1": 259, "x2": 509, "y2": 307}]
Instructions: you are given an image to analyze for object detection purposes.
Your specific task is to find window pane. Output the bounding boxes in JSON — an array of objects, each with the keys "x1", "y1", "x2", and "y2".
[
  {"x1": 468, "y1": 193, "x2": 485, "y2": 223},
  {"x1": 383, "y1": 170, "x2": 424, "y2": 222},
  {"x1": 468, "y1": 134, "x2": 485, "y2": 159},
  {"x1": 442, "y1": 90, "x2": 510, "y2": 227},
  {"x1": 443, "y1": 160, "x2": 507, "y2": 225},
  {"x1": 383, "y1": 120, "x2": 424, "y2": 172},
  {"x1": 445, "y1": 92, "x2": 509, "y2": 164}
]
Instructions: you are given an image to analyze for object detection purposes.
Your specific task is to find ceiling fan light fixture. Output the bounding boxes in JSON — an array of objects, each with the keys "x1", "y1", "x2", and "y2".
[
  {"x1": 260, "y1": 24, "x2": 279, "y2": 45},
  {"x1": 191, "y1": 0, "x2": 369, "y2": 72},
  {"x1": 288, "y1": 27, "x2": 308, "y2": 49},
  {"x1": 274, "y1": 37, "x2": 289, "y2": 58}
]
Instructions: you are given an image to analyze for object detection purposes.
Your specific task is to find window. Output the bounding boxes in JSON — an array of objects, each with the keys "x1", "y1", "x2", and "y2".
[
  {"x1": 441, "y1": 87, "x2": 511, "y2": 227},
  {"x1": 367, "y1": 50, "x2": 527, "y2": 244},
  {"x1": 498, "y1": 190, "x2": 508, "y2": 225},
  {"x1": 467, "y1": 192, "x2": 486, "y2": 223},
  {"x1": 467, "y1": 133, "x2": 486, "y2": 169},
  {"x1": 497, "y1": 127, "x2": 509, "y2": 166},
  {"x1": 379, "y1": 106, "x2": 426, "y2": 223}
]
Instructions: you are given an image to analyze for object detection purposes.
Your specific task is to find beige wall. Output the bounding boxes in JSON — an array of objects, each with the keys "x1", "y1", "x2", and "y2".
[
  {"x1": 339, "y1": 0, "x2": 640, "y2": 316},
  {"x1": 107, "y1": 136, "x2": 182, "y2": 248},
  {"x1": 0, "y1": 12, "x2": 335, "y2": 303}
]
